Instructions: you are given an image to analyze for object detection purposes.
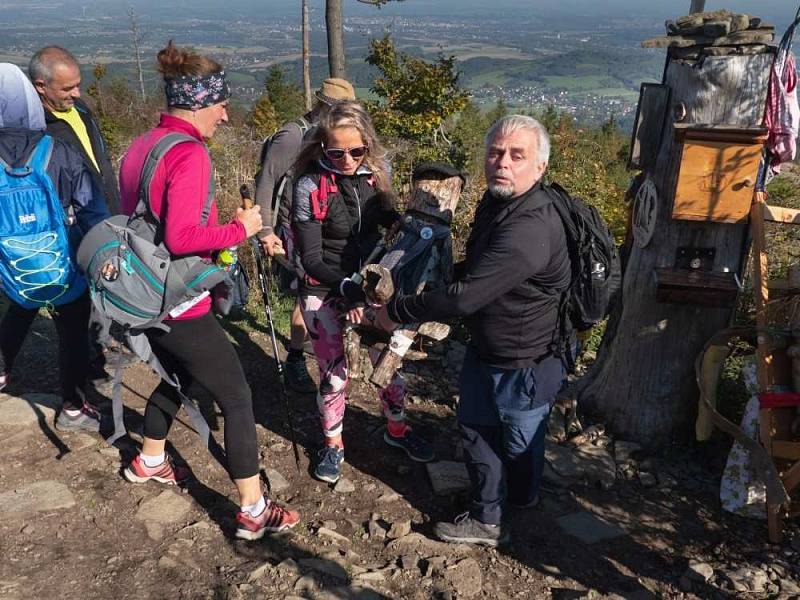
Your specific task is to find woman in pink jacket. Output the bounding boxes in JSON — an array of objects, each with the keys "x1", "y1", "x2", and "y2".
[{"x1": 118, "y1": 41, "x2": 299, "y2": 540}]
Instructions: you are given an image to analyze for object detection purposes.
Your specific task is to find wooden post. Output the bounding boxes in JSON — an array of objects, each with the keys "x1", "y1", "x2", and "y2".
[
  {"x1": 576, "y1": 49, "x2": 773, "y2": 446},
  {"x1": 689, "y1": 0, "x2": 706, "y2": 14},
  {"x1": 325, "y1": 0, "x2": 346, "y2": 78}
]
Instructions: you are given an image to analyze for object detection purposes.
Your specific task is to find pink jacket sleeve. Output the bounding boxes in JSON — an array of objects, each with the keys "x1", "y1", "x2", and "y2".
[{"x1": 161, "y1": 143, "x2": 246, "y2": 255}]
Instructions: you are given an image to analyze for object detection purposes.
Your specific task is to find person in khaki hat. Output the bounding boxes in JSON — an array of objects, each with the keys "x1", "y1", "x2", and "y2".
[{"x1": 254, "y1": 77, "x2": 355, "y2": 393}]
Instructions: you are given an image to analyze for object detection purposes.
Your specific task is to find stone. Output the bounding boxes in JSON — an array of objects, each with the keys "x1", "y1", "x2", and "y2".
[
  {"x1": 264, "y1": 468, "x2": 290, "y2": 493},
  {"x1": 298, "y1": 557, "x2": 348, "y2": 581},
  {"x1": 0, "y1": 393, "x2": 61, "y2": 425},
  {"x1": 399, "y1": 554, "x2": 419, "y2": 570},
  {"x1": 355, "y1": 570, "x2": 387, "y2": 583},
  {"x1": 780, "y1": 579, "x2": 800, "y2": 594},
  {"x1": 613, "y1": 441, "x2": 641, "y2": 465},
  {"x1": 425, "y1": 556, "x2": 447, "y2": 576},
  {"x1": 368, "y1": 519, "x2": 387, "y2": 541},
  {"x1": 386, "y1": 533, "x2": 472, "y2": 559},
  {"x1": 334, "y1": 478, "x2": 355, "y2": 494},
  {"x1": 444, "y1": 558, "x2": 483, "y2": 598},
  {"x1": 158, "y1": 556, "x2": 179, "y2": 569},
  {"x1": 135, "y1": 490, "x2": 191, "y2": 525},
  {"x1": 556, "y1": 511, "x2": 626, "y2": 544},
  {"x1": 277, "y1": 558, "x2": 300, "y2": 574},
  {"x1": 685, "y1": 561, "x2": 714, "y2": 583},
  {"x1": 317, "y1": 526, "x2": 351, "y2": 546},
  {"x1": 0, "y1": 481, "x2": 75, "y2": 515},
  {"x1": 573, "y1": 444, "x2": 616, "y2": 489},
  {"x1": 703, "y1": 20, "x2": 731, "y2": 38},
  {"x1": 387, "y1": 519, "x2": 412, "y2": 539},
  {"x1": 638, "y1": 472, "x2": 657, "y2": 488},
  {"x1": 723, "y1": 566, "x2": 769, "y2": 593},
  {"x1": 545, "y1": 441, "x2": 584, "y2": 480},
  {"x1": 377, "y1": 492, "x2": 401, "y2": 503},
  {"x1": 426, "y1": 461, "x2": 471, "y2": 496},
  {"x1": 248, "y1": 562, "x2": 271, "y2": 582}
]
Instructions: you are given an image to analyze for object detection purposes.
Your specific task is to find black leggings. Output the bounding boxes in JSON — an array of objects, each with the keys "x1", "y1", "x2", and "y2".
[
  {"x1": 144, "y1": 311, "x2": 259, "y2": 480},
  {"x1": 0, "y1": 292, "x2": 89, "y2": 410}
]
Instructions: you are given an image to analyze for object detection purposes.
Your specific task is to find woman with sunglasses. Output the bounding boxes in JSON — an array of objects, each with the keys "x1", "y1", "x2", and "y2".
[{"x1": 292, "y1": 100, "x2": 435, "y2": 483}]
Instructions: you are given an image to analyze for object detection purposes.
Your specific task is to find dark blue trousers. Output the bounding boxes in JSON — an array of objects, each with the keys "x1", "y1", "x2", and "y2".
[{"x1": 457, "y1": 346, "x2": 565, "y2": 525}]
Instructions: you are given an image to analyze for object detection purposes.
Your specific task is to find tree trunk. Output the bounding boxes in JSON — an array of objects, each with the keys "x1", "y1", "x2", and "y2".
[
  {"x1": 128, "y1": 8, "x2": 146, "y2": 101},
  {"x1": 576, "y1": 51, "x2": 773, "y2": 447},
  {"x1": 689, "y1": 0, "x2": 706, "y2": 14},
  {"x1": 325, "y1": 0, "x2": 346, "y2": 78},
  {"x1": 302, "y1": 0, "x2": 312, "y2": 110}
]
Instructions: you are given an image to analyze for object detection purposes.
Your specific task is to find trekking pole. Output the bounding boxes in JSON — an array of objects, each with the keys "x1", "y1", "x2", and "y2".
[{"x1": 240, "y1": 184, "x2": 302, "y2": 472}]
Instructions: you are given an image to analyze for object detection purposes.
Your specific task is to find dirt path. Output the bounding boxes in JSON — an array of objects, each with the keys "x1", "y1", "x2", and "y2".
[{"x1": 1, "y1": 311, "x2": 799, "y2": 600}]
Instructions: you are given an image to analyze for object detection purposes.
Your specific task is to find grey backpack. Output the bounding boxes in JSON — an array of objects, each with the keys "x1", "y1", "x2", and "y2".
[{"x1": 77, "y1": 133, "x2": 228, "y2": 453}]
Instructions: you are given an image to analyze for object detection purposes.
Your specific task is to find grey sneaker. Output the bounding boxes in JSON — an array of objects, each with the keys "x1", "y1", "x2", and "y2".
[
  {"x1": 383, "y1": 429, "x2": 435, "y2": 462},
  {"x1": 284, "y1": 357, "x2": 317, "y2": 393},
  {"x1": 55, "y1": 403, "x2": 101, "y2": 433},
  {"x1": 434, "y1": 512, "x2": 509, "y2": 547}
]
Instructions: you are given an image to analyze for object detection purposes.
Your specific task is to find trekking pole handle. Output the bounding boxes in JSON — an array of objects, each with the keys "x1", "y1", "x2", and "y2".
[{"x1": 240, "y1": 184, "x2": 254, "y2": 210}]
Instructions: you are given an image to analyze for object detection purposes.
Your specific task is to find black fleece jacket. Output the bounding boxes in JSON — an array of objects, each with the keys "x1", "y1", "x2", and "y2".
[
  {"x1": 44, "y1": 98, "x2": 120, "y2": 215},
  {"x1": 388, "y1": 181, "x2": 571, "y2": 369}
]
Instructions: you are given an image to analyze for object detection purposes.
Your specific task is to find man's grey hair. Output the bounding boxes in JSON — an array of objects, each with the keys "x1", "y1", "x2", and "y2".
[
  {"x1": 29, "y1": 46, "x2": 79, "y2": 83},
  {"x1": 485, "y1": 114, "x2": 551, "y2": 166}
]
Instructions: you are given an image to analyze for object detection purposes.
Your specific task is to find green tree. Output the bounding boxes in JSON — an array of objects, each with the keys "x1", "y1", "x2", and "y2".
[
  {"x1": 264, "y1": 65, "x2": 304, "y2": 125},
  {"x1": 249, "y1": 92, "x2": 279, "y2": 140}
]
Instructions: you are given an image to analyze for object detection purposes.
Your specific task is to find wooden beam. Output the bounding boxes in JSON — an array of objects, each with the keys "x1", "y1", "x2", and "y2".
[
  {"x1": 690, "y1": 0, "x2": 706, "y2": 13},
  {"x1": 771, "y1": 441, "x2": 800, "y2": 461},
  {"x1": 763, "y1": 204, "x2": 800, "y2": 226}
]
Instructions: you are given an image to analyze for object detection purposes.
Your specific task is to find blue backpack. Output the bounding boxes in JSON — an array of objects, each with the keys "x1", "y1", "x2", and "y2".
[{"x1": 0, "y1": 135, "x2": 85, "y2": 309}]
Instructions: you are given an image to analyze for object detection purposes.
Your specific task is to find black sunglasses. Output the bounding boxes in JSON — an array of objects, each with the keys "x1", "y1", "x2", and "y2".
[{"x1": 323, "y1": 145, "x2": 369, "y2": 160}]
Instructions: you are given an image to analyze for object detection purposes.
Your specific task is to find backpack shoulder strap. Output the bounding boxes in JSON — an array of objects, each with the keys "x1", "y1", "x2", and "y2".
[
  {"x1": 135, "y1": 133, "x2": 213, "y2": 224},
  {"x1": 295, "y1": 116, "x2": 311, "y2": 137},
  {"x1": 310, "y1": 171, "x2": 337, "y2": 221},
  {"x1": 26, "y1": 134, "x2": 54, "y2": 173}
]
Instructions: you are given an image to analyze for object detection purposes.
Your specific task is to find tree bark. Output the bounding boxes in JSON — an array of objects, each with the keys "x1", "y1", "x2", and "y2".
[
  {"x1": 576, "y1": 51, "x2": 772, "y2": 447},
  {"x1": 325, "y1": 0, "x2": 346, "y2": 78},
  {"x1": 302, "y1": 0, "x2": 312, "y2": 110}
]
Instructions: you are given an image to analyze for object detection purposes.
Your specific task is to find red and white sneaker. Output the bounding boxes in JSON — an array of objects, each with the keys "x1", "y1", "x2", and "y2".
[
  {"x1": 236, "y1": 501, "x2": 300, "y2": 540},
  {"x1": 123, "y1": 454, "x2": 190, "y2": 485}
]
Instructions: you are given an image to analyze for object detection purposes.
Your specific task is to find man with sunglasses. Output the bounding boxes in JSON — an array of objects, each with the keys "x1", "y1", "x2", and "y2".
[
  {"x1": 254, "y1": 78, "x2": 356, "y2": 393},
  {"x1": 378, "y1": 115, "x2": 572, "y2": 546}
]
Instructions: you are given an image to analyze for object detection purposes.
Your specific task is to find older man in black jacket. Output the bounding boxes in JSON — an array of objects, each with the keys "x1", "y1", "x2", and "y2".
[{"x1": 380, "y1": 115, "x2": 571, "y2": 546}]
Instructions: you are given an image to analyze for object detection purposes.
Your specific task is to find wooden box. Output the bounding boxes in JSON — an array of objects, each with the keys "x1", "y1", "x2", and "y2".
[
  {"x1": 672, "y1": 125, "x2": 767, "y2": 223},
  {"x1": 654, "y1": 267, "x2": 739, "y2": 307}
]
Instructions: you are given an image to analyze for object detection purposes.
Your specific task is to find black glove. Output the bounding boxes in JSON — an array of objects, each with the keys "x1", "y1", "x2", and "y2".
[{"x1": 339, "y1": 277, "x2": 366, "y2": 304}]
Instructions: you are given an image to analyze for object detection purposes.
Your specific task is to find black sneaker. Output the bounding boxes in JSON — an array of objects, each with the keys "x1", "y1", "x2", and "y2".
[
  {"x1": 383, "y1": 429, "x2": 435, "y2": 463},
  {"x1": 284, "y1": 357, "x2": 317, "y2": 393},
  {"x1": 434, "y1": 512, "x2": 509, "y2": 547}
]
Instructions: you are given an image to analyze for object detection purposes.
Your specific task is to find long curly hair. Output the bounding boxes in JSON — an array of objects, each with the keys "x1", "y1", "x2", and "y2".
[{"x1": 294, "y1": 100, "x2": 391, "y2": 192}]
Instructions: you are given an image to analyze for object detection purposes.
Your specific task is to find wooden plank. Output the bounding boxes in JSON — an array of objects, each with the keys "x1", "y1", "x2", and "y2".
[
  {"x1": 770, "y1": 441, "x2": 800, "y2": 461},
  {"x1": 763, "y1": 204, "x2": 800, "y2": 226},
  {"x1": 629, "y1": 83, "x2": 671, "y2": 171},
  {"x1": 751, "y1": 193, "x2": 773, "y2": 394},
  {"x1": 654, "y1": 267, "x2": 738, "y2": 307}
]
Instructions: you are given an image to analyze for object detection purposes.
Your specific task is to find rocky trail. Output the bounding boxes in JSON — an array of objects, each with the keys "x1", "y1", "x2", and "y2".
[{"x1": 2, "y1": 310, "x2": 800, "y2": 600}]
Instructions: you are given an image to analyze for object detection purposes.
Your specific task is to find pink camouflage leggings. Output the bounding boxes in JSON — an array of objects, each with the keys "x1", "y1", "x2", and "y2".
[{"x1": 300, "y1": 295, "x2": 405, "y2": 439}]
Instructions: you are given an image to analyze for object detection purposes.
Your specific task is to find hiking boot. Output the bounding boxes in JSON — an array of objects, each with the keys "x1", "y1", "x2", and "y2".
[
  {"x1": 123, "y1": 454, "x2": 190, "y2": 485},
  {"x1": 433, "y1": 512, "x2": 509, "y2": 547},
  {"x1": 314, "y1": 445, "x2": 344, "y2": 483},
  {"x1": 284, "y1": 356, "x2": 316, "y2": 393},
  {"x1": 236, "y1": 501, "x2": 300, "y2": 540},
  {"x1": 55, "y1": 403, "x2": 101, "y2": 433},
  {"x1": 383, "y1": 429, "x2": 435, "y2": 463},
  {"x1": 508, "y1": 494, "x2": 541, "y2": 510}
]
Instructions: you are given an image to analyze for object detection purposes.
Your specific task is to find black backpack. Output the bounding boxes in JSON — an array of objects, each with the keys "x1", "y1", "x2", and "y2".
[{"x1": 544, "y1": 182, "x2": 621, "y2": 365}]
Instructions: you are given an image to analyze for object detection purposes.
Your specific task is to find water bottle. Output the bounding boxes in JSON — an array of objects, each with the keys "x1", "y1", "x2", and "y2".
[{"x1": 217, "y1": 246, "x2": 238, "y2": 270}]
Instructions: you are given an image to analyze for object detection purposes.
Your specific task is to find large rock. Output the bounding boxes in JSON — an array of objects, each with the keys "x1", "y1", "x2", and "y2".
[
  {"x1": 573, "y1": 445, "x2": 616, "y2": 489},
  {"x1": 298, "y1": 557, "x2": 349, "y2": 581},
  {"x1": 723, "y1": 566, "x2": 769, "y2": 593},
  {"x1": 264, "y1": 468, "x2": 289, "y2": 493},
  {"x1": 0, "y1": 393, "x2": 61, "y2": 425},
  {"x1": 0, "y1": 481, "x2": 75, "y2": 515},
  {"x1": 136, "y1": 490, "x2": 191, "y2": 525},
  {"x1": 545, "y1": 441, "x2": 584, "y2": 480},
  {"x1": 443, "y1": 557, "x2": 483, "y2": 598},
  {"x1": 556, "y1": 511, "x2": 626, "y2": 544},
  {"x1": 426, "y1": 461, "x2": 470, "y2": 496},
  {"x1": 385, "y1": 532, "x2": 472, "y2": 558}
]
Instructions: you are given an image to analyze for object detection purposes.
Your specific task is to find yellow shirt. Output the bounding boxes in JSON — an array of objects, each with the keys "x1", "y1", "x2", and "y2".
[{"x1": 53, "y1": 106, "x2": 99, "y2": 171}]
